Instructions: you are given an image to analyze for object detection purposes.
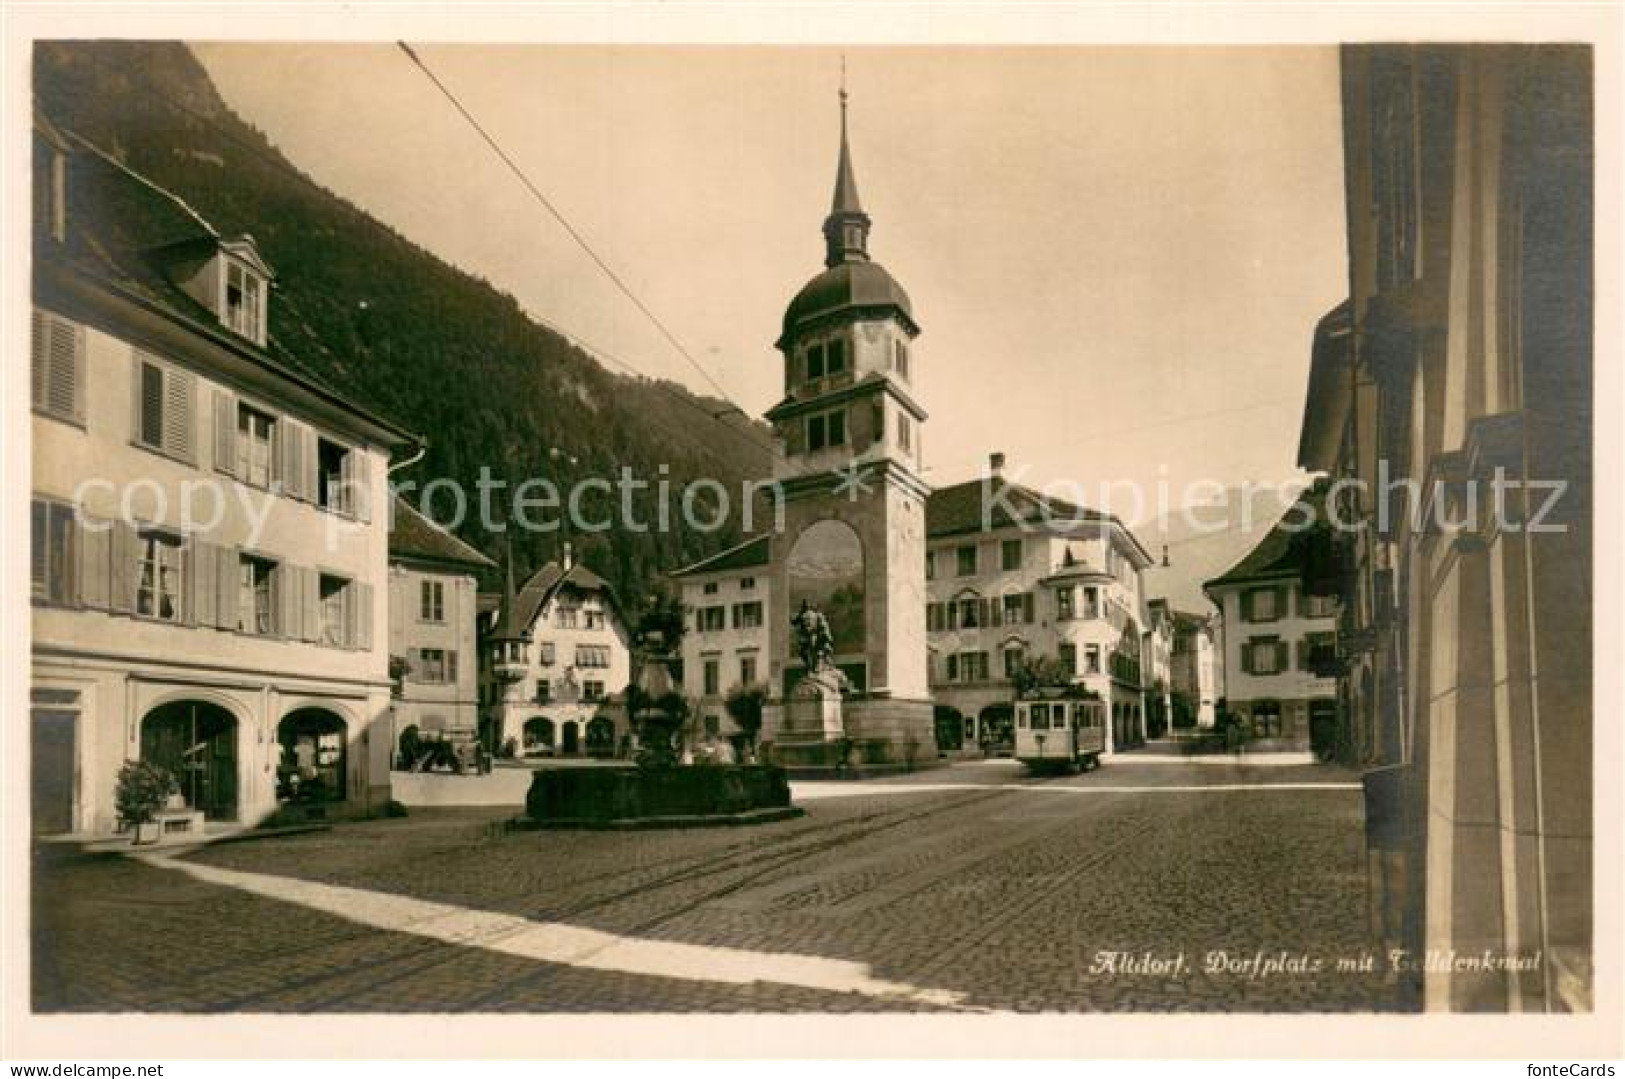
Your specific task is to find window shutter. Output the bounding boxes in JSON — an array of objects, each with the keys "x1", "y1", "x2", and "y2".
[
  {"x1": 1296, "y1": 640, "x2": 1307, "y2": 671},
  {"x1": 1276, "y1": 642, "x2": 1290, "y2": 673},
  {"x1": 301, "y1": 569, "x2": 321, "y2": 643},
  {"x1": 343, "y1": 580, "x2": 360, "y2": 647},
  {"x1": 30, "y1": 310, "x2": 47, "y2": 409},
  {"x1": 280, "y1": 420, "x2": 304, "y2": 499},
  {"x1": 77, "y1": 515, "x2": 111, "y2": 609},
  {"x1": 110, "y1": 519, "x2": 138, "y2": 614},
  {"x1": 446, "y1": 647, "x2": 457, "y2": 685},
  {"x1": 34, "y1": 313, "x2": 84, "y2": 422},
  {"x1": 991, "y1": 597, "x2": 1004, "y2": 627},
  {"x1": 946, "y1": 654, "x2": 959, "y2": 682},
  {"x1": 350, "y1": 450, "x2": 371, "y2": 523},
  {"x1": 29, "y1": 501, "x2": 47, "y2": 593},
  {"x1": 136, "y1": 357, "x2": 163, "y2": 448},
  {"x1": 32, "y1": 311, "x2": 83, "y2": 421},
  {"x1": 191, "y1": 541, "x2": 217, "y2": 627},
  {"x1": 353, "y1": 581, "x2": 375, "y2": 650},
  {"x1": 216, "y1": 547, "x2": 239, "y2": 631},
  {"x1": 978, "y1": 597, "x2": 990, "y2": 627},
  {"x1": 1240, "y1": 644, "x2": 1254, "y2": 676},
  {"x1": 213, "y1": 389, "x2": 238, "y2": 476},
  {"x1": 1278, "y1": 585, "x2": 1291, "y2": 621},
  {"x1": 1023, "y1": 592, "x2": 1035, "y2": 623},
  {"x1": 302, "y1": 428, "x2": 320, "y2": 505},
  {"x1": 163, "y1": 367, "x2": 195, "y2": 460},
  {"x1": 277, "y1": 563, "x2": 301, "y2": 639}
]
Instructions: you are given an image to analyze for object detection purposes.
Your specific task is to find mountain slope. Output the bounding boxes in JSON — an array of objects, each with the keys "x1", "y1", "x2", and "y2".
[{"x1": 34, "y1": 40, "x2": 773, "y2": 607}]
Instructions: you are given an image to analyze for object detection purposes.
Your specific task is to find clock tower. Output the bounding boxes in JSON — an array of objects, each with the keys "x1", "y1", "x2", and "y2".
[{"x1": 762, "y1": 84, "x2": 933, "y2": 765}]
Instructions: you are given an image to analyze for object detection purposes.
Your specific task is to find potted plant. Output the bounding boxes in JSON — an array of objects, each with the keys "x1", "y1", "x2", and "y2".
[{"x1": 114, "y1": 760, "x2": 178, "y2": 846}]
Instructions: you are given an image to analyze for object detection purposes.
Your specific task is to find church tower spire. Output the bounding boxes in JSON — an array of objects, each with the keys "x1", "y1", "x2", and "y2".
[{"x1": 823, "y1": 65, "x2": 871, "y2": 268}]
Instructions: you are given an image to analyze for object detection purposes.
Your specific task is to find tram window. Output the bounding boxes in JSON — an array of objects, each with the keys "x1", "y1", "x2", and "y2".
[{"x1": 1033, "y1": 705, "x2": 1050, "y2": 730}]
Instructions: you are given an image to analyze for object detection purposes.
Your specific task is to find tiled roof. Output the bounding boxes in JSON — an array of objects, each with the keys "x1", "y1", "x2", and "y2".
[
  {"x1": 668, "y1": 535, "x2": 771, "y2": 578},
  {"x1": 388, "y1": 495, "x2": 495, "y2": 570},
  {"x1": 928, "y1": 476, "x2": 1157, "y2": 567},
  {"x1": 494, "y1": 560, "x2": 624, "y2": 637},
  {"x1": 926, "y1": 476, "x2": 1107, "y2": 538},
  {"x1": 39, "y1": 126, "x2": 416, "y2": 444},
  {"x1": 1203, "y1": 480, "x2": 1329, "y2": 591}
]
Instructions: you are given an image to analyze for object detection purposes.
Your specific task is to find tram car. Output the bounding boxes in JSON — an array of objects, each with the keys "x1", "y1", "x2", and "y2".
[{"x1": 1013, "y1": 691, "x2": 1106, "y2": 773}]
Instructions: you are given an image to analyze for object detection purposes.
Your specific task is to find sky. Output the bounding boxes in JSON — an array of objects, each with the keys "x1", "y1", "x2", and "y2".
[{"x1": 192, "y1": 43, "x2": 1346, "y2": 521}]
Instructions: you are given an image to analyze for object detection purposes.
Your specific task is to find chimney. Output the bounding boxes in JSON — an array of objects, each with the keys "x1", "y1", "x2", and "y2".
[
  {"x1": 562, "y1": 541, "x2": 574, "y2": 571},
  {"x1": 989, "y1": 451, "x2": 1006, "y2": 476}
]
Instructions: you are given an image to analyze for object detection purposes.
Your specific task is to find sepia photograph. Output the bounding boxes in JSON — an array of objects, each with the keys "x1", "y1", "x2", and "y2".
[{"x1": 4, "y1": 2, "x2": 1620, "y2": 1065}]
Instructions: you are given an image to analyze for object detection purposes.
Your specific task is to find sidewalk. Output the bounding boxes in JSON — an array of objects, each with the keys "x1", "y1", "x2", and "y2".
[{"x1": 1132, "y1": 737, "x2": 1316, "y2": 766}]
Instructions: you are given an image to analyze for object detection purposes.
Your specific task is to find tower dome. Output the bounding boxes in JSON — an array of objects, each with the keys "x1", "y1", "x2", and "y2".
[
  {"x1": 777, "y1": 77, "x2": 918, "y2": 349},
  {"x1": 779, "y1": 260, "x2": 915, "y2": 348}
]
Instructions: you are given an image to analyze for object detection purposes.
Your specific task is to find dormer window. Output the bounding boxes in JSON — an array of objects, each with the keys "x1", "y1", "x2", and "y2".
[{"x1": 223, "y1": 258, "x2": 266, "y2": 345}]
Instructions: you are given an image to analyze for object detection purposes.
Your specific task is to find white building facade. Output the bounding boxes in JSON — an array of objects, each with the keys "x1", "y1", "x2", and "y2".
[
  {"x1": 1203, "y1": 486, "x2": 1340, "y2": 752},
  {"x1": 924, "y1": 456, "x2": 1155, "y2": 755},
  {"x1": 30, "y1": 124, "x2": 412, "y2": 836},
  {"x1": 669, "y1": 536, "x2": 772, "y2": 742},
  {"x1": 386, "y1": 496, "x2": 493, "y2": 755},
  {"x1": 480, "y1": 550, "x2": 633, "y2": 758}
]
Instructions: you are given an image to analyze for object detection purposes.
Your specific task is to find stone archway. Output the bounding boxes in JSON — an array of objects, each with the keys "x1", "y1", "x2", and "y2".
[
  {"x1": 277, "y1": 707, "x2": 349, "y2": 806},
  {"x1": 787, "y1": 518, "x2": 866, "y2": 665},
  {"x1": 141, "y1": 699, "x2": 240, "y2": 821}
]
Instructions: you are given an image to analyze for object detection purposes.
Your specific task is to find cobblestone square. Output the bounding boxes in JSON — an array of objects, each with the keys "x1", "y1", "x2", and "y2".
[{"x1": 33, "y1": 759, "x2": 1409, "y2": 1014}]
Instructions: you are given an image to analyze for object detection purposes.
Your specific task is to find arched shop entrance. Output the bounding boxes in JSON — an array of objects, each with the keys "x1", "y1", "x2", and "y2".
[
  {"x1": 140, "y1": 699, "x2": 239, "y2": 821},
  {"x1": 523, "y1": 716, "x2": 556, "y2": 756},
  {"x1": 561, "y1": 720, "x2": 581, "y2": 756},
  {"x1": 978, "y1": 704, "x2": 1014, "y2": 756},
  {"x1": 585, "y1": 716, "x2": 615, "y2": 757},
  {"x1": 277, "y1": 708, "x2": 349, "y2": 806}
]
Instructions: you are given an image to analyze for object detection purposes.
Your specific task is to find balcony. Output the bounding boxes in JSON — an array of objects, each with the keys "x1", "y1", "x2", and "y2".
[{"x1": 491, "y1": 641, "x2": 529, "y2": 684}]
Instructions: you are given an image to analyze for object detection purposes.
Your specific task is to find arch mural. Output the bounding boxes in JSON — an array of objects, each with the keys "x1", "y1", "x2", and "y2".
[{"x1": 787, "y1": 518, "x2": 865, "y2": 655}]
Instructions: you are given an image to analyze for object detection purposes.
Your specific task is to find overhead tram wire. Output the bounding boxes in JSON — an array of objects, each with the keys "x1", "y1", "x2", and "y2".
[
  {"x1": 395, "y1": 42, "x2": 752, "y2": 418},
  {"x1": 70, "y1": 48, "x2": 1313, "y2": 478},
  {"x1": 63, "y1": 47, "x2": 776, "y2": 460}
]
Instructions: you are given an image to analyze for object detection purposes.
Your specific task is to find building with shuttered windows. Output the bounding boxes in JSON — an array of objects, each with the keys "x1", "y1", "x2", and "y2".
[
  {"x1": 665, "y1": 455, "x2": 1157, "y2": 759},
  {"x1": 1202, "y1": 479, "x2": 1340, "y2": 752},
  {"x1": 387, "y1": 495, "x2": 494, "y2": 754},
  {"x1": 29, "y1": 117, "x2": 417, "y2": 836},
  {"x1": 478, "y1": 546, "x2": 633, "y2": 759},
  {"x1": 925, "y1": 453, "x2": 1156, "y2": 756}
]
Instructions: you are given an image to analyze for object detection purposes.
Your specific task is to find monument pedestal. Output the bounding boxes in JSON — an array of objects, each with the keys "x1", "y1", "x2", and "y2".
[
  {"x1": 767, "y1": 673, "x2": 847, "y2": 770},
  {"x1": 765, "y1": 687, "x2": 939, "y2": 778}
]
